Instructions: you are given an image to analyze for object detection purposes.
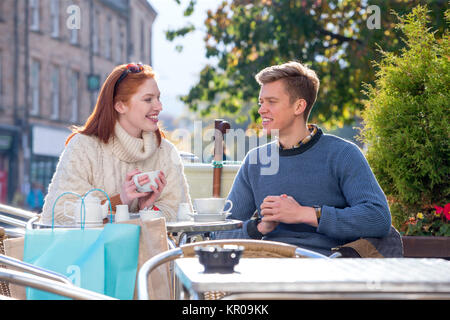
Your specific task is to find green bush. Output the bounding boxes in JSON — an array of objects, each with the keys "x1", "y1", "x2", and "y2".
[{"x1": 359, "y1": 6, "x2": 450, "y2": 233}]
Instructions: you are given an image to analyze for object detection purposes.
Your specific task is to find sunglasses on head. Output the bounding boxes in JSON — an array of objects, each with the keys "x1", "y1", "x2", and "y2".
[{"x1": 113, "y1": 63, "x2": 144, "y2": 96}]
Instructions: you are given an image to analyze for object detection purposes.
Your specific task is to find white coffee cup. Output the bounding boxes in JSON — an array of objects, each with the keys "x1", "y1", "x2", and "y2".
[
  {"x1": 63, "y1": 196, "x2": 108, "y2": 224},
  {"x1": 115, "y1": 205, "x2": 130, "y2": 223},
  {"x1": 140, "y1": 209, "x2": 165, "y2": 222},
  {"x1": 193, "y1": 198, "x2": 233, "y2": 215},
  {"x1": 133, "y1": 170, "x2": 160, "y2": 193},
  {"x1": 177, "y1": 203, "x2": 193, "y2": 221}
]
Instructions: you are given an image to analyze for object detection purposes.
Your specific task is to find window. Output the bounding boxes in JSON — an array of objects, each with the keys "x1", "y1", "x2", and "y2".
[
  {"x1": 50, "y1": 66, "x2": 60, "y2": 120},
  {"x1": 50, "y1": 0, "x2": 59, "y2": 38},
  {"x1": 70, "y1": 27, "x2": 78, "y2": 45},
  {"x1": 69, "y1": 71, "x2": 79, "y2": 123},
  {"x1": 140, "y1": 20, "x2": 145, "y2": 62},
  {"x1": 30, "y1": 60, "x2": 40, "y2": 116},
  {"x1": 105, "y1": 17, "x2": 112, "y2": 59},
  {"x1": 30, "y1": 0, "x2": 40, "y2": 31},
  {"x1": 0, "y1": 51, "x2": 3, "y2": 108},
  {"x1": 148, "y1": 26, "x2": 152, "y2": 65},
  {"x1": 116, "y1": 22, "x2": 125, "y2": 64},
  {"x1": 30, "y1": 155, "x2": 58, "y2": 194},
  {"x1": 92, "y1": 10, "x2": 99, "y2": 54},
  {"x1": 0, "y1": 1, "x2": 4, "y2": 21}
]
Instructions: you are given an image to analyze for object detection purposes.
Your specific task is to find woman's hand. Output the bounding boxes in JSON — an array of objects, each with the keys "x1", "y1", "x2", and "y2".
[
  {"x1": 138, "y1": 171, "x2": 167, "y2": 210},
  {"x1": 120, "y1": 169, "x2": 153, "y2": 206}
]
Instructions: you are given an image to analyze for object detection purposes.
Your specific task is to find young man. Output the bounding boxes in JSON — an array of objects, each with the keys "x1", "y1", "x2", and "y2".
[{"x1": 215, "y1": 61, "x2": 392, "y2": 256}]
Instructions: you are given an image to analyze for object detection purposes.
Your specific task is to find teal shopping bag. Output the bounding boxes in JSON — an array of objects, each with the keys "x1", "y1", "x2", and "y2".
[
  {"x1": 24, "y1": 227, "x2": 105, "y2": 300},
  {"x1": 102, "y1": 223, "x2": 141, "y2": 299},
  {"x1": 23, "y1": 189, "x2": 140, "y2": 300}
]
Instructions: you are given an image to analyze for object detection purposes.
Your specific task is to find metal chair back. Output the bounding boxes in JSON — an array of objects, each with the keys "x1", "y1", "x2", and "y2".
[{"x1": 0, "y1": 268, "x2": 116, "y2": 300}]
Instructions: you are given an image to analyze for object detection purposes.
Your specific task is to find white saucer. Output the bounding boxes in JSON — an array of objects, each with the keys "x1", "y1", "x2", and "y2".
[
  {"x1": 38, "y1": 221, "x2": 104, "y2": 228},
  {"x1": 74, "y1": 221, "x2": 104, "y2": 228},
  {"x1": 192, "y1": 212, "x2": 231, "y2": 222}
]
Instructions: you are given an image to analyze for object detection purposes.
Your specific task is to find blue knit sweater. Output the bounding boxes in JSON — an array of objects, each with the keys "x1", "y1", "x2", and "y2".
[{"x1": 214, "y1": 128, "x2": 392, "y2": 256}]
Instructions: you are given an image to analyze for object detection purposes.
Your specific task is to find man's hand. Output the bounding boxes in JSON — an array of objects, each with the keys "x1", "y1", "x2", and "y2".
[
  {"x1": 260, "y1": 195, "x2": 318, "y2": 227},
  {"x1": 256, "y1": 220, "x2": 279, "y2": 235}
]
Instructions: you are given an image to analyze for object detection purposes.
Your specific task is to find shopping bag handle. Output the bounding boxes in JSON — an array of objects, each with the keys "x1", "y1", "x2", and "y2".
[
  {"x1": 52, "y1": 189, "x2": 113, "y2": 230},
  {"x1": 52, "y1": 192, "x2": 83, "y2": 230}
]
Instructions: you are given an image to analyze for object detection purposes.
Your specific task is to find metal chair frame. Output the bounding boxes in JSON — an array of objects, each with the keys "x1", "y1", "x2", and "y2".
[
  {"x1": 0, "y1": 204, "x2": 37, "y2": 237},
  {"x1": 0, "y1": 204, "x2": 37, "y2": 220},
  {"x1": 0, "y1": 254, "x2": 72, "y2": 286},
  {"x1": 0, "y1": 268, "x2": 116, "y2": 300}
]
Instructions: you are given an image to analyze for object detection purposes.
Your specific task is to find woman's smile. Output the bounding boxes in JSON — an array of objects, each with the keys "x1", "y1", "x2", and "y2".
[{"x1": 146, "y1": 114, "x2": 159, "y2": 123}]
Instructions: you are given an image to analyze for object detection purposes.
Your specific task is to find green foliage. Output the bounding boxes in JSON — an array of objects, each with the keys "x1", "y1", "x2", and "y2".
[
  {"x1": 168, "y1": 0, "x2": 447, "y2": 130},
  {"x1": 166, "y1": 24, "x2": 195, "y2": 41},
  {"x1": 358, "y1": 5, "x2": 450, "y2": 234}
]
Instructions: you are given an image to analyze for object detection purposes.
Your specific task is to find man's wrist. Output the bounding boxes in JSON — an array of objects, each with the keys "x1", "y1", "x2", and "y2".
[
  {"x1": 256, "y1": 220, "x2": 266, "y2": 234},
  {"x1": 247, "y1": 218, "x2": 264, "y2": 239},
  {"x1": 309, "y1": 206, "x2": 320, "y2": 227},
  {"x1": 313, "y1": 205, "x2": 322, "y2": 219}
]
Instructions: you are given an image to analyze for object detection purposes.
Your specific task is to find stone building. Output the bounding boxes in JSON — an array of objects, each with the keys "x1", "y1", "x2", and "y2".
[{"x1": 0, "y1": 0, "x2": 157, "y2": 203}]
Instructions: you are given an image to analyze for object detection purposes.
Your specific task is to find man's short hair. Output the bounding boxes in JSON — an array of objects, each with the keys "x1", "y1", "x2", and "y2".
[{"x1": 255, "y1": 61, "x2": 320, "y2": 121}]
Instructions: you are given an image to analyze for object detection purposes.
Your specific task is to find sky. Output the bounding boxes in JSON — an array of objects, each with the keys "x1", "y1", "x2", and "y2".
[{"x1": 150, "y1": 0, "x2": 222, "y2": 117}]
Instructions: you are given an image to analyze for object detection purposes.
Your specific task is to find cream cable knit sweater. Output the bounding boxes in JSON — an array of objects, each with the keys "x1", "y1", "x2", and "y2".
[{"x1": 41, "y1": 123, "x2": 191, "y2": 225}]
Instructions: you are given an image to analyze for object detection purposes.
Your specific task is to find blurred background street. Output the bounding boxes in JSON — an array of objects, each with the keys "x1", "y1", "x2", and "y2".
[{"x1": 0, "y1": 0, "x2": 447, "y2": 214}]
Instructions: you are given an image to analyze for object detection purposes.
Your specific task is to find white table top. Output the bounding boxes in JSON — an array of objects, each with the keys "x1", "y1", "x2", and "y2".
[
  {"x1": 32, "y1": 216, "x2": 243, "y2": 234},
  {"x1": 166, "y1": 219, "x2": 242, "y2": 233},
  {"x1": 175, "y1": 258, "x2": 450, "y2": 298}
]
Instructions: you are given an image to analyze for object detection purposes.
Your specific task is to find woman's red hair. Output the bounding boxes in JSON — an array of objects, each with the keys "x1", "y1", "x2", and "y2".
[{"x1": 66, "y1": 64, "x2": 163, "y2": 146}]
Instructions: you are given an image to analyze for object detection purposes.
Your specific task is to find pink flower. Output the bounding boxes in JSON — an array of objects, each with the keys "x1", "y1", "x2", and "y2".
[
  {"x1": 444, "y1": 203, "x2": 450, "y2": 221},
  {"x1": 435, "y1": 206, "x2": 443, "y2": 216}
]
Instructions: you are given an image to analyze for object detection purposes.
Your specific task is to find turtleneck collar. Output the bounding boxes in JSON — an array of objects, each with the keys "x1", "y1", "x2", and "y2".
[
  {"x1": 278, "y1": 125, "x2": 323, "y2": 157},
  {"x1": 110, "y1": 122, "x2": 158, "y2": 163}
]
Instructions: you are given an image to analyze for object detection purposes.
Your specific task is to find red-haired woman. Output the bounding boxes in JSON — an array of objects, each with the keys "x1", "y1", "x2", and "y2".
[{"x1": 41, "y1": 63, "x2": 191, "y2": 225}]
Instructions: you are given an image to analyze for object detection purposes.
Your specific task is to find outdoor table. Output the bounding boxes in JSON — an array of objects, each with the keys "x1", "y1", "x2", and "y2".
[
  {"x1": 166, "y1": 219, "x2": 243, "y2": 247},
  {"x1": 165, "y1": 219, "x2": 242, "y2": 299},
  {"x1": 174, "y1": 257, "x2": 450, "y2": 300},
  {"x1": 29, "y1": 215, "x2": 243, "y2": 248},
  {"x1": 28, "y1": 214, "x2": 139, "y2": 229}
]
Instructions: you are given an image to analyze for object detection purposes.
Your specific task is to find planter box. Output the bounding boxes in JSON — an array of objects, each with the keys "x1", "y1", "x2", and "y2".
[{"x1": 402, "y1": 236, "x2": 450, "y2": 259}]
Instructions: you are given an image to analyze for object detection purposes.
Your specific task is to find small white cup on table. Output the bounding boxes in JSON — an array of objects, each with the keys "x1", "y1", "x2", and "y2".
[
  {"x1": 193, "y1": 198, "x2": 233, "y2": 215},
  {"x1": 177, "y1": 203, "x2": 194, "y2": 222},
  {"x1": 115, "y1": 205, "x2": 130, "y2": 223}
]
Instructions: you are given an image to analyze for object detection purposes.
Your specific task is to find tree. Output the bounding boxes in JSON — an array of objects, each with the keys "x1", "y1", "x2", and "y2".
[
  {"x1": 168, "y1": 0, "x2": 447, "y2": 130},
  {"x1": 358, "y1": 5, "x2": 449, "y2": 232}
]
